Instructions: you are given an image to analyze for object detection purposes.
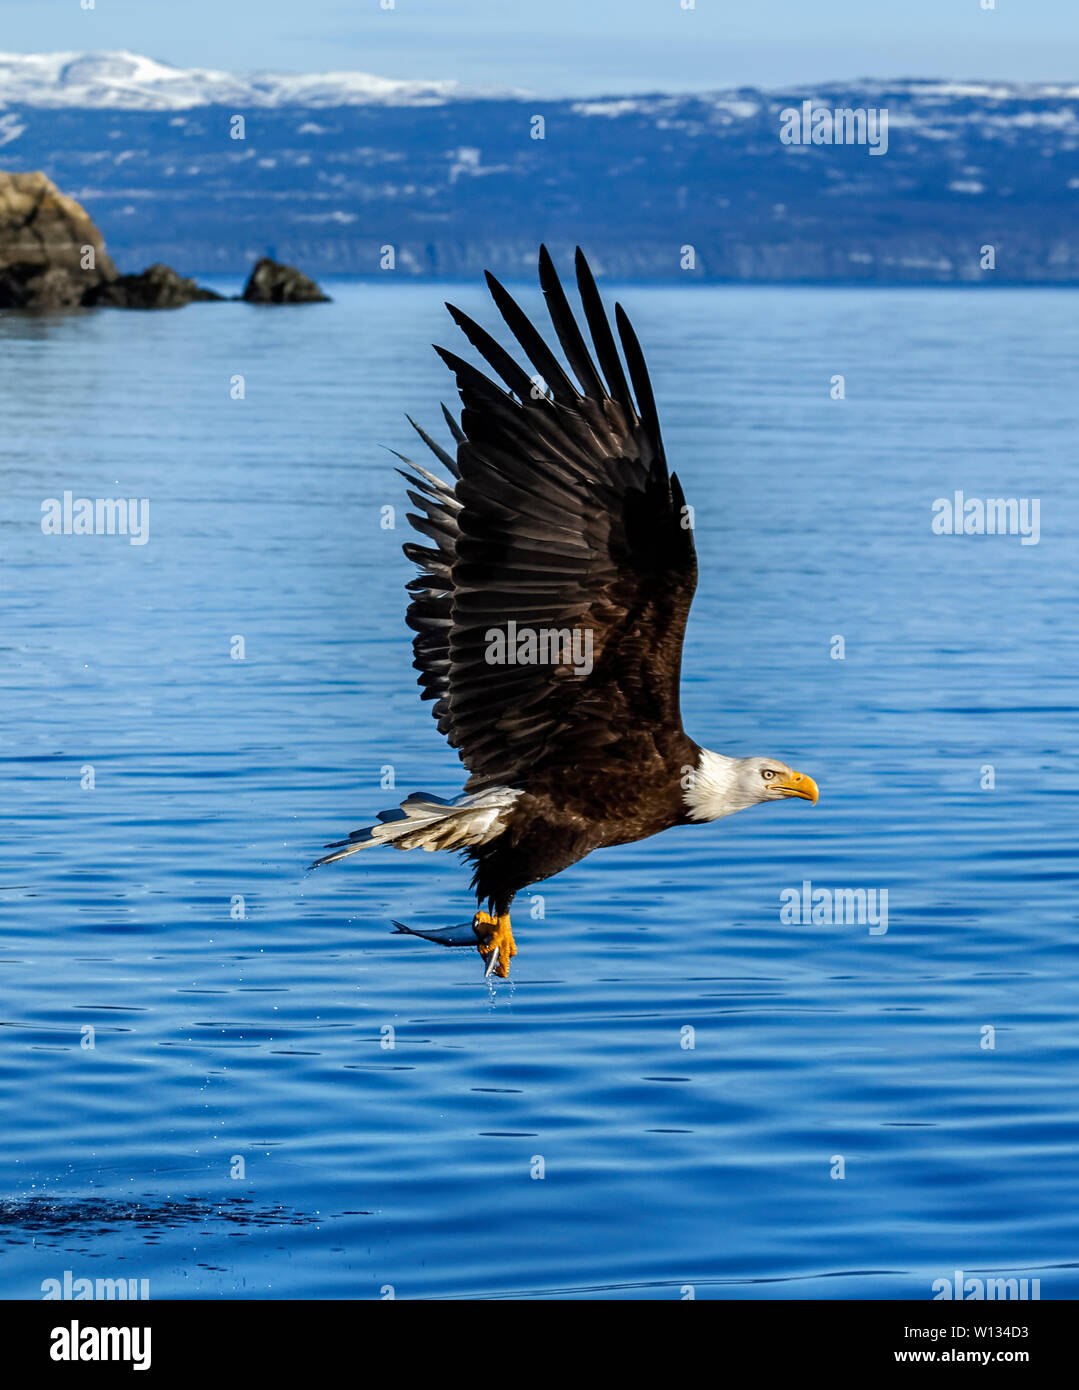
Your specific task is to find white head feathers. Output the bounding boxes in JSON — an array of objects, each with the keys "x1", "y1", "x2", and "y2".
[{"x1": 683, "y1": 749, "x2": 819, "y2": 822}]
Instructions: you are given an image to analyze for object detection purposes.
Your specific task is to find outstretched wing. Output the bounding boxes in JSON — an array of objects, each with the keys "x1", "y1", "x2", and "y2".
[{"x1": 399, "y1": 246, "x2": 698, "y2": 793}]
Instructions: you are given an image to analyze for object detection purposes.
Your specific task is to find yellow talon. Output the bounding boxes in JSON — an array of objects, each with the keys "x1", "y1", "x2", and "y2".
[{"x1": 473, "y1": 912, "x2": 517, "y2": 978}]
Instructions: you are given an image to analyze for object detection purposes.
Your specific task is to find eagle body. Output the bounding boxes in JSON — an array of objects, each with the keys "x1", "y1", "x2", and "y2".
[
  {"x1": 465, "y1": 725, "x2": 703, "y2": 912},
  {"x1": 315, "y1": 247, "x2": 818, "y2": 975}
]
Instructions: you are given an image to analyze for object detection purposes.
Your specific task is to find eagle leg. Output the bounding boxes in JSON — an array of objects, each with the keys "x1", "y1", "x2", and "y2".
[{"x1": 473, "y1": 912, "x2": 517, "y2": 979}]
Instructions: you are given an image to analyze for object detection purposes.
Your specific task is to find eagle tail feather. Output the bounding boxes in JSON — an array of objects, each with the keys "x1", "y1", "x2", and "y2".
[{"x1": 310, "y1": 788, "x2": 521, "y2": 868}]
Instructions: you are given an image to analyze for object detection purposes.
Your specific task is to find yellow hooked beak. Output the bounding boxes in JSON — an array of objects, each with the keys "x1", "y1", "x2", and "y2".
[{"x1": 776, "y1": 769, "x2": 819, "y2": 804}]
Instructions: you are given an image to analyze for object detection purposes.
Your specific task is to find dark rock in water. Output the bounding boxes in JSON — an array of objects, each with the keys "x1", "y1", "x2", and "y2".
[
  {"x1": 0, "y1": 262, "x2": 87, "y2": 310},
  {"x1": 241, "y1": 256, "x2": 330, "y2": 303},
  {"x1": 0, "y1": 169, "x2": 117, "y2": 308},
  {"x1": 83, "y1": 262, "x2": 223, "y2": 309}
]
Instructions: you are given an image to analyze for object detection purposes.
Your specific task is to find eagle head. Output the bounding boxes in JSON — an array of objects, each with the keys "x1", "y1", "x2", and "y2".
[{"x1": 684, "y1": 749, "x2": 819, "y2": 822}]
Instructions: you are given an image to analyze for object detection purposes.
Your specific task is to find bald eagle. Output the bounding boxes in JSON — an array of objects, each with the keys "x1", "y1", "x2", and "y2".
[{"x1": 314, "y1": 247, "x2": 818, "y2": 976}]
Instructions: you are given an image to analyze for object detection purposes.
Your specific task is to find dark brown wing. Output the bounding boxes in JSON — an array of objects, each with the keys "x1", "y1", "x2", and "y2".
[{"x1": 399, "y1": 246, "x2": 698, "y2": 793}]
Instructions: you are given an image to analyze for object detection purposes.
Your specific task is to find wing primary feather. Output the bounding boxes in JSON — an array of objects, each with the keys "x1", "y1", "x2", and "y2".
[
  {"x1": 434, "y1": 345, "x2": 520, "y2": 409},
  {"x1": 574, "y1": 247, "x2": 635, "y2": 419},
  {"x1": 445, "y1": 303, "x2": 537, "y2": 402},
  {"x1": 537, "y1": 243, "x2": 606, "y2": 400},
  {"x1": 405, "y1": 414, "x2": 458, "y2": 473},
  {"x1": 482, "y1": 271, "x2": 580, "y2": 405},
  {"x1": 395, "y1": 462, "x2": 461, "y2": 507},
  {"x1": 441, "y1": 402, "x2": 466, "y2": 449},
  {"x1": 614, "y1": 303, "x2": 667, "y2": 471}
]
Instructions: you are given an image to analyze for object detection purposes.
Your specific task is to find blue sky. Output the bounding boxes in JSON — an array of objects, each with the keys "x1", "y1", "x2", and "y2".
[{"x1": 3, "y1": 0, "x2": 1075, "y2": 94}]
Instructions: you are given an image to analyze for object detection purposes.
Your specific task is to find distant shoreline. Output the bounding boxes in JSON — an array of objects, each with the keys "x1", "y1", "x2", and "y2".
[
  {"x1": 6, "y1": 65, "x2": 1078, "y2": 291},
  {"x1": 186, "y1": 272, "x2": 1079, "y2": 291}
]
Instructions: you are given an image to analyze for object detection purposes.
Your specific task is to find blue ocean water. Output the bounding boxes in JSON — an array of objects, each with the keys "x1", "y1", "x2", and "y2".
[{"x1": 1, "y1": 279, "x2": 1077, "y2": 1300}]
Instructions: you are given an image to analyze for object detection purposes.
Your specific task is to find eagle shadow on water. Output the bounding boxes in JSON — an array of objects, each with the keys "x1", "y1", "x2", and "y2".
[{"x1": 313, "y1": 246, "x2": 818, "y2": 977}]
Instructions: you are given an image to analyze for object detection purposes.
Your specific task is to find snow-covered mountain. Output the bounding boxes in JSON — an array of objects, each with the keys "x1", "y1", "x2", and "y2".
[
  {"x1": 0, "y1": 50, "x2": 481, "y2": 110},
  {"x1": 2, "y1": 55, "x2": 1077, "y2": 282}
]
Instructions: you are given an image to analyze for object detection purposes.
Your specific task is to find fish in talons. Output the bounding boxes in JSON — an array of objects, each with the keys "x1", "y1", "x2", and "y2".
[{"x1": 391, "y1": 914, "x2": 518, "y2": 979}]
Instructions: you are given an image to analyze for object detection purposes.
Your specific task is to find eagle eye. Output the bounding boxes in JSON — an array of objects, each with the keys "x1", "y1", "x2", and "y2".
[{"x1": 762, "y1": 769, "x2": 775, "y2": 781}]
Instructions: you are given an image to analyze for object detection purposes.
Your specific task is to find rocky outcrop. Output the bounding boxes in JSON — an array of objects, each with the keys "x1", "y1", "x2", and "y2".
[
  {"x1": 83, "y1": 262, "x2": 224, "y2": 309},
  {"x1": 1, "y1": 169, "x2": 330, "y2": 310},
  {"x1": 240, "y1": 257, "x2": 330, "y2": 303},
  {"x1": 0, "y1": 170, "x2": 116, "y2": 308}
]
